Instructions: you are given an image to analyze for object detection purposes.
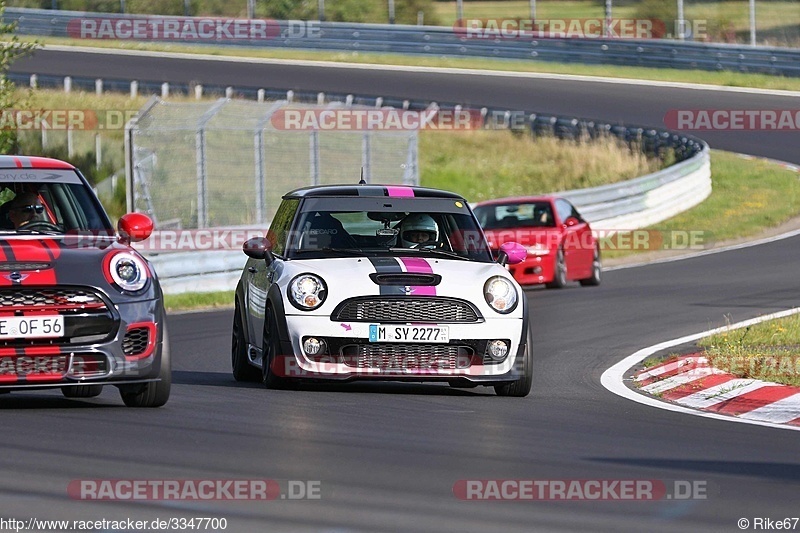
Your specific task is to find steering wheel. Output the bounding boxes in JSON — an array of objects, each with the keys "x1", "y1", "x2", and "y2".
[{"x1": 19, "y1": 220, "x2": 62, "y2": 232}]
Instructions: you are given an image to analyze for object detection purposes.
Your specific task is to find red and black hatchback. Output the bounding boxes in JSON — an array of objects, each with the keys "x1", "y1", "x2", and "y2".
[{"x1": 0, "y1": 155, "x2": 169, "y2": 407}]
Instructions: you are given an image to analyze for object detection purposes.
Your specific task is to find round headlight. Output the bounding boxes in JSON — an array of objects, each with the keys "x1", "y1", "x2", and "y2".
[
  {"x1": 484, "y1": 276, "x2": 518, "y2": 314},
  {"x1": 107, "y1": 252, "x2": 148, "y2": 292},
  {"x1": 289, "y1": 274, "x2": 327, "y2": 311}
]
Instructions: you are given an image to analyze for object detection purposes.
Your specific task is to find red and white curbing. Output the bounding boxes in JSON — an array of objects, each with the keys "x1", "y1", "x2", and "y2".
[{"x1": 635, "y1": 354, "x2": 800, "y2": 427}]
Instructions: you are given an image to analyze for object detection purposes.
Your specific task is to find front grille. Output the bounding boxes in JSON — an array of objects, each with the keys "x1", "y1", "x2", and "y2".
[
  {"x1": 0, "y1": 287, "x2": 115, "y2": 347},
  {"x1": 122, "y1": 327, "x2": 150, "y2": 356},
  {"x1": 333, "y1": 297, "x2": 481, "y2": 323},
  {"x1": 341, "y1": 344, "x2": 473, "y2": 370},
  {"x1": 0, "y1": 288, "x2": 106, "y2": 311}
]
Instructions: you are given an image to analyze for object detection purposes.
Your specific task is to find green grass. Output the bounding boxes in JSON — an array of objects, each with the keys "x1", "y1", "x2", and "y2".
[
  {"x1": 603, "y1": 151, "x2": 800, "y2": 259},
  {"x1": 26, "y1": 37, "x2": 800, "y2": 92},
  {"x1": 164, "y1": 290, "x2": 235, "y2": 312},
  {"x1": 419, "y1": 130, "x2": 662, "y2": 201},
  {"x1": 698, "y1": 313, "x2": 800, "y2": 387}
]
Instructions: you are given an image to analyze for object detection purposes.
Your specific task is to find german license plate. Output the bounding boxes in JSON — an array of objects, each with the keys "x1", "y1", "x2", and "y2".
[
  {"x1": 369, "y1": 324, "x2": 449, "y2": 343},
  {"x1": 0, "y1": 316, "x2": 64, "y2": 339}
]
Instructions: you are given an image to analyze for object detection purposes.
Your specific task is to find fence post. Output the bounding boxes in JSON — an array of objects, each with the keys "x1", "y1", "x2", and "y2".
[
  {"x1": 161, "y1": 82, "x2": 169, "y2": 99},
  {"x1": 95, "y1": 134, "x2": 102, "y2": 169},
  {"x1": 310, "y1": 131, "x2": 320, "y2": 185},
  {"x1": 195, "y1": 99, "x2": 228, "y2": 228},
  {"x1": 254, "y1": 129, "x2": 265, "y2": 224},
  {"x1": 124, "y1": 118, "x2": 136, "y2": 214},
  {"x1": 95, "y1": 78, "x2": 103, "y2": 95},
  {"x1": 64, "y1": 76, "x2": 71, "y2": 93},
  {"x1": 67, "y1": 128, "x2": 74, "y2": 157},
  {"x1": 131, "y1": 80, "x2": 138, "y2": 99},
  {"x1": 361, "y1": 132, "x2": 371, "y2": 182}
]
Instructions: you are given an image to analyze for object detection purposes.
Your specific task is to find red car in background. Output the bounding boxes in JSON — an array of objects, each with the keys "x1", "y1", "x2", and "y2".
[{"x1": 473, "y1": 196, "x2": 601, "y2": 288}]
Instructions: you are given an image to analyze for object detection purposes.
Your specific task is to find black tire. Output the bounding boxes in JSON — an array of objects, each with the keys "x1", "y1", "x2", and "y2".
[
  {"x1": 545, "y1": 249, "x2": 567, "y2": 289},
  {"x1": 579, "y1": 245, "x2": 602, "y2": 287},
  {"x1": 61, "y1": 385, "x2": 103, "y2": 398},
  {"x1": 494, "y1": 327, "x2": 533, "y2": 397},
  {"x1": 262, "y1": 306, "x2": 290, "y2": 390},
  {"x1": 232, "y1": 301, "x2": 261, "y2": 382},
  {"x1": 119, "y1": 325, "x2": 171, "y2": 408}
]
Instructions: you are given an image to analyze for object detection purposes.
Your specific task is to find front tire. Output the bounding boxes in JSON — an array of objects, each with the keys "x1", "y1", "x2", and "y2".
[
  {"x1": 579, "y1": 245, "x2": 602, "y2": 286},
  {"x1": 545, "y1": 249, "x2": 567, "y2": 289},
  {"x1": 119, "y1": 325, "x2": 171, "y2": 408},
  {"x1": 262, "y1": 306, "x2": 290, "y2": 390},
  {"x1": 494, "y1": 326, "x2": 533, "y2": 397},
  {"x1": 232, "y1": 301, "x2": 261, "y2": 382}
]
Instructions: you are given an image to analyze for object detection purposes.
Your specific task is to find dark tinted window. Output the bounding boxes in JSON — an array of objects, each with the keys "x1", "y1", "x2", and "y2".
[
  {"x1": 474, "y1": 202, "x2": 555, "y2": 229},
  {"x1": 267, "y1": 198, "x2": 299, "y2": 256},
  {"x1": 0, "y1": 177, "x2": 111, "y2": 234}
]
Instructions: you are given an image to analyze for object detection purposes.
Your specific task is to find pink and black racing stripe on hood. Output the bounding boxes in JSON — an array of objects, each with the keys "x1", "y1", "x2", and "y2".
[{"x1": 367, "y1": 256, "x2": 438, "y2": 296}]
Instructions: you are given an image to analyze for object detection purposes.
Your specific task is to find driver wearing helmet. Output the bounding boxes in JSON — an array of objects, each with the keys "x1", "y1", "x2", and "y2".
[{"x1": 399, "y1": 213, "x2": 439, "y2": 248}]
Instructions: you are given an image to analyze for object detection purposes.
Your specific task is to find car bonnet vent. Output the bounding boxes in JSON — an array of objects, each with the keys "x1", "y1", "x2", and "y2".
[{"x1": 369, "y1": 273, "x2": 442, "y2": 286}]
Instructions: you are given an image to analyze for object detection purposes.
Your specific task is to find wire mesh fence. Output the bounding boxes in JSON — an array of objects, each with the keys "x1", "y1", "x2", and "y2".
[{"x1": 126, "y1": 97, "x2": 419, "y2": 229}]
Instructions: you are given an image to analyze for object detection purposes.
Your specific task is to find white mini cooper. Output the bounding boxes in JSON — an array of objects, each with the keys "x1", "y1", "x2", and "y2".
[{"x1": 232, "y1": 184, "x2": 531, "y2": 396}]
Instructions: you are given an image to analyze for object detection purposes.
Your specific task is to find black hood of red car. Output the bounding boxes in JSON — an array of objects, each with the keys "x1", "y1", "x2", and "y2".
[{"x1": 0, "y1": 236, "x2": 159, "y2": 302}]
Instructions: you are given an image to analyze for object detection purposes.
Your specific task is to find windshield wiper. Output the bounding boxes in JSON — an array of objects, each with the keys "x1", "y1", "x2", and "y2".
[
  {"x1": 293, "y1": 247, "x2": 365, "y2": 256},
  {"x1": 14, "y1": 229, "x2": 64, "y2": 236},
  {"x1": 388, "y1": 247, "x2": 471, "y2": 261}
]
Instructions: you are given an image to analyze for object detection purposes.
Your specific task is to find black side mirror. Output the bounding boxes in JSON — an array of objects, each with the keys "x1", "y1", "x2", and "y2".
[{"x1": 243, "y1": 237, "x2": 273, "y2": 265}]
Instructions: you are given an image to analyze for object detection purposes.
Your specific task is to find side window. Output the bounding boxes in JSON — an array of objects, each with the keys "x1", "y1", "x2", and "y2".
[
  {"x1": 267, "y1": 199, "x2": 299, "y2": 256},
  {"x1": 554, "y1": 200, "x2": 571, "y2": 224},
  {"x1": 566, "y1": 200, "x2": 583, "y2": 222}
]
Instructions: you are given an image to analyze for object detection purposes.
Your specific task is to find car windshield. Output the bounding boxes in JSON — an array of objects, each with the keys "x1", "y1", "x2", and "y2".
[
  {"x1": 0, "y1": 171, "x2": 113, "y2": 235},
  {"x1": 474, "y1": 201, "x2": 556, "y2": 229},
  {"x1": 284, "y1": 198, "x2": 494, "y2": 262}
]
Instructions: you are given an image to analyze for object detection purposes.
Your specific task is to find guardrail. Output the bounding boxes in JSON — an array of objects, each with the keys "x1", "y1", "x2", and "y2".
[{"x1": 4, "y1": 7, "x2": 800, "y2": 77}]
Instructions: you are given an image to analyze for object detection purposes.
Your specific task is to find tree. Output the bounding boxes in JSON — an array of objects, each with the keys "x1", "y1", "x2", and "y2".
[{"x1": 0, "y1": 0, "x2": 40, "y2": 154}]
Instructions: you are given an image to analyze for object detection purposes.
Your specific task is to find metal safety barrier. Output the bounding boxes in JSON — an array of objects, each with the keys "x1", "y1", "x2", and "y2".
[{"x1": 4, "y1": 7, "x2": 800, "y2": 77}]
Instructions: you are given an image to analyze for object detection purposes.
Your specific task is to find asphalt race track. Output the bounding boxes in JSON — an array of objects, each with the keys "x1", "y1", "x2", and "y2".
[{"x1": 3, "y1": 49, "x2": 800, "y2": 532}]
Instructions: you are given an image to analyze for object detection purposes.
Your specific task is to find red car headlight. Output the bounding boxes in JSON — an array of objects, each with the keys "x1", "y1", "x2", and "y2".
[{"x1": 103, "y1": 251, "x2": 149, "y2": 292}]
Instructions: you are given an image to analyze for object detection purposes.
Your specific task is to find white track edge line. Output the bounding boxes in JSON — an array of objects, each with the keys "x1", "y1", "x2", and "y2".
[
  {"x1": 600, "y1": 307, "x2": 800, "y2": 433},
  {"x1": 38, "y1": 44, "x2": 800, "y2": 98}
]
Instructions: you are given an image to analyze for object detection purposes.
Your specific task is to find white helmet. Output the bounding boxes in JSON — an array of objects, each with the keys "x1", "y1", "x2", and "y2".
[{"x1": 400, "y1": 214, "x2": 438, "y2": 248}]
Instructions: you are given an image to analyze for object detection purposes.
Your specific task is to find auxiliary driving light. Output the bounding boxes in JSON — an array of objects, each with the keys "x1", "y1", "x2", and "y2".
[
  {"x1": 303, "y1": 337, "x2": 326, "y2": 356},
  {"x1": 487, "y1": 340, "x2": 510, "y2": 361}
]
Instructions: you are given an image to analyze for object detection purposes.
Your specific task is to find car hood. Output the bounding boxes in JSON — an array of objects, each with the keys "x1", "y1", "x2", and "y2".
[{"x1": 0, "y1": 236, "x2": 158, "y2": 301}]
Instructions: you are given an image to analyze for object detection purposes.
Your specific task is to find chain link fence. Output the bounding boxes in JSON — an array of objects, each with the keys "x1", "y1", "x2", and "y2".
[{"x1": 125, "y1": 97, "x2": 418, "y2": 229}]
